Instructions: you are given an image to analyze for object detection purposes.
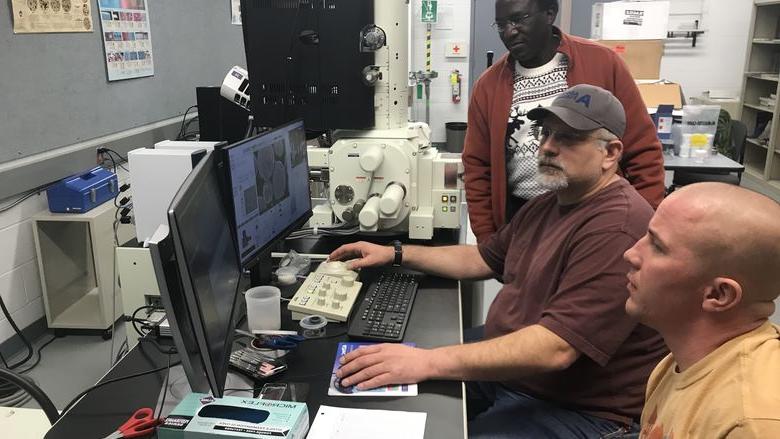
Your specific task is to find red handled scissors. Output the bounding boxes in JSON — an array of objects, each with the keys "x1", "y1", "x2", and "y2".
[{"x1": 102, "y1": 407, "x2": 161, "y2": 439}]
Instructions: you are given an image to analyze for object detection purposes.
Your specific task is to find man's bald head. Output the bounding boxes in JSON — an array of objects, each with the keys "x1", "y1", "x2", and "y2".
[{"x1": 666, "y1": 183, "x2": 780, "y2": 304}]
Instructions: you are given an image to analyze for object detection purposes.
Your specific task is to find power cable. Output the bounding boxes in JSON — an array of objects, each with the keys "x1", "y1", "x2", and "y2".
[
  {"x1": 0, "y1": 295, "x2": 33, "y2": 369},
  {"x1": 0, "y1": 368, "x2": 58, "y2": 424},
  {"x1": 60, "y1": 360, "x2": 181, "y2": 417}
]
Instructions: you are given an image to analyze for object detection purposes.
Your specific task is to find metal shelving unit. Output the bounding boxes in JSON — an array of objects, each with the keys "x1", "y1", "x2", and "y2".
[{"x1": 739, "y1": 1, "x2": 780, "y2": 189}]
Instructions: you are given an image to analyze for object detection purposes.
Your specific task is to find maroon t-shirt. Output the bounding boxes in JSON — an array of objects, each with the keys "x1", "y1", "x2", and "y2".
[{"x1": 478, "y1": 179, "x2": 668, "y2": 423}]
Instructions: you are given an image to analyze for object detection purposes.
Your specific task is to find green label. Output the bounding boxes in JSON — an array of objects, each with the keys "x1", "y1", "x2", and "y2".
[{"x1": 421, "y1": 0, "x2": 438, "y2": 23}]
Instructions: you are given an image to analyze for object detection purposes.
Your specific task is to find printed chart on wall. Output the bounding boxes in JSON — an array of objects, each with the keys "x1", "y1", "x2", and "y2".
[
  {"x1": 97, "y1": 0, "x2": 154, "y2": 81},
  {"x1": 11, "y1": 0, "x2": 94, "y2": 33}
]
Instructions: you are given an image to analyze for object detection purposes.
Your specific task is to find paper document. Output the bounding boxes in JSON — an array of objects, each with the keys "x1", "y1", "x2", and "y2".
[
  {"x1": 11, "y1": 0, "x2": 94, "y2": 33},
  {"x1": 307, "y1": 405, "x2": 426, "y2": 439},
  {"x1": 329, "y1": 342, "x2": 417, "y2": 396}
]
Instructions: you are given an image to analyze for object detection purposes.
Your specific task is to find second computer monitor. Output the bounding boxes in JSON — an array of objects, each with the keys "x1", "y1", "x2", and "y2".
[{"x1": 224, "y1": 119, "x2": 312, "y2": 267}]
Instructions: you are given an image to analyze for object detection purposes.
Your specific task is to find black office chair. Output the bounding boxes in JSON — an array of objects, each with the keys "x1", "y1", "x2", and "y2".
[
  {"x1": 671, "y1": 120, "x2": 747, "y2": 188},
  {"x1": 0, "y1": 367, "x2": 59, "y2": 424}
]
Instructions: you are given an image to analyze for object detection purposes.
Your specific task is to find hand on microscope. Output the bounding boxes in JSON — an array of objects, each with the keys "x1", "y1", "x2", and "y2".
[{"x1": 328, "y1": 242, "x2": 394, "y2": 270}]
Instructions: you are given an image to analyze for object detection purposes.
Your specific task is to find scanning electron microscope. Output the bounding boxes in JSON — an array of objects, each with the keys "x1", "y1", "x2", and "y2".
[{"x1": 305, "y1": 0, "x2": 464, "y2": 240}]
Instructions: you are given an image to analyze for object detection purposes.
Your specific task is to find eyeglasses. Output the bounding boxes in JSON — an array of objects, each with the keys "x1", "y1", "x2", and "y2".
[
  {"x1": 491, "y1": 11, "x2": 541, "y2": 32},
  {"x1": 534, "y1": 126, "x2": 612, "y2": 147}
]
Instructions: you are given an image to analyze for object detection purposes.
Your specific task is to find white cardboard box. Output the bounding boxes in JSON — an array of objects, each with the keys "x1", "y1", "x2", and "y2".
[{"x1": 592, "y1": 1, "x2": 670, "y2": 40}]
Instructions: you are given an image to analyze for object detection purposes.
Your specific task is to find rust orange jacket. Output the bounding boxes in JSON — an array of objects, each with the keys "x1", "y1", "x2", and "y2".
[{"x1": 463, "y1": 30, "x2": 665, "y2": 242}]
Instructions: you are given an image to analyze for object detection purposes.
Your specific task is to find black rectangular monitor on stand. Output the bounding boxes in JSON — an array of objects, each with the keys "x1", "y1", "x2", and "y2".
[
  {"x1": 239, "y1": 0, "x2": 375, "y2": 131},
  {"x1": 148, "y1": 122, "x2": 312, "y2": 399},
  {"x1": 220, "y1": 119, "x2": 312, "y2": 287},
  {"x1": 157, "y1": 151, "x2": 243, "y2": 399}
]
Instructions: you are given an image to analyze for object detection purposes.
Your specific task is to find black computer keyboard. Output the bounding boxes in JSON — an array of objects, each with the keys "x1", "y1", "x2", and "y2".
[{"x1": 347, "y1": 272, "x2": 419, "y2": 342}]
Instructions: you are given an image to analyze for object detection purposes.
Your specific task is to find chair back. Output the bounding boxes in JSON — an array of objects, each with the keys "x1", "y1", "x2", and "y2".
[{"x1": 730, "y1": 119, "x2": 747, "y2": 164}]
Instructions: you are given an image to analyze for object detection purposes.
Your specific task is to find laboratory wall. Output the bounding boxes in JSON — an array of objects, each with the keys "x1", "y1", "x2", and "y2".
[
  {"x1": 659, "y1": 0, "x2": 752, "y2": 100},
  {"x1": 410, "y1": 0, "x2": 472, "y2": 143},
  {"x1": 570, "y1": 0, "x2": 753, "y2": 102},
  {"x1": 0, "y1": 194, "x2": 48, "y2": 346}
]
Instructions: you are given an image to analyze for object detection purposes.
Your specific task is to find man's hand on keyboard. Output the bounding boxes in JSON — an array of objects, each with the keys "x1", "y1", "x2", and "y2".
[
  {"x1": 329, "y1": 242, "x2": 394, "y2": 270},
  {"x1": 335, "y1": 343, "x2": 432, "y2": 389}
]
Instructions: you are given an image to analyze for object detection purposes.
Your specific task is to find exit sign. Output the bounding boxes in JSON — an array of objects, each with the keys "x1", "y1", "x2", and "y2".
[{"x1": 421, "y1": 0, "x2": 438, "y2": 23}]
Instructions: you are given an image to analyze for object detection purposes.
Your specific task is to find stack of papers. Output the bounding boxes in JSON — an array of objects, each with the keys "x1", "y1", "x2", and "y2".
[{"x1": 307, "y1": 405, "x2": 427, "y2": 439}]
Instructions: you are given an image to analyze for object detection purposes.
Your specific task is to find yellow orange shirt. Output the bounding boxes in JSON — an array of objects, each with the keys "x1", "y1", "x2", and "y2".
[{"x1": 640, "y1": 322, "x2": 780, "y2": 438}]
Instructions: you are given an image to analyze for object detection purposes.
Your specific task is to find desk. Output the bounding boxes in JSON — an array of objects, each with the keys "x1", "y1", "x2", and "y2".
[
  {"x1": 45, "y1": 269, "x2": 466, "y2": 438},
  {"x1": 663, "y1": 153, "x2": 745, "y2": 173}
]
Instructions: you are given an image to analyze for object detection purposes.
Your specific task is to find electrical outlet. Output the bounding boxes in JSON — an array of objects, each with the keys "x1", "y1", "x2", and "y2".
[{"x1": 145, "y1": 294, "x2": 163, "y2": 308}]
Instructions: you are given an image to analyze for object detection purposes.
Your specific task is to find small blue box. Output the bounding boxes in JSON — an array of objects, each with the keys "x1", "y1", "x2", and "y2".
[{"x1": 47, "y1": 167, "x2": 118, "y2": 213}]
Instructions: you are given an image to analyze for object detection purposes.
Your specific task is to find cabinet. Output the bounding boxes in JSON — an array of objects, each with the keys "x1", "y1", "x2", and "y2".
[
  {"x1": 739, "y1": 1, "x2": 780, "y2": 189},
  {"x1": 32, "y1": 201, "x2": 122, "y2": 337}
]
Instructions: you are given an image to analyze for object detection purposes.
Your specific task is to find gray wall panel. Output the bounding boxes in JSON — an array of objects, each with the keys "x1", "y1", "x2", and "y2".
[
  {"x1": 0, "y1": 0, "x2": 245, "y2": 165},
  {"x1": 570, "y1": 0, "x2": 600, "y2": 38}
]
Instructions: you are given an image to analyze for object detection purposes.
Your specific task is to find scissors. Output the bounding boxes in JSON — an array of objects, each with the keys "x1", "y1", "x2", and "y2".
[{"x1": 102, "y1": 407, "x2": 161, "y2": 439}]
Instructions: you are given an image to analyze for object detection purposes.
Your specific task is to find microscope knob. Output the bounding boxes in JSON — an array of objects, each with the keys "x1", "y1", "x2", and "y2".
[
  {"x1": 317, "y1": 296, "x2": 326, "y2": 306},
  {"x1": 359, "y1": 146, "x2": 385, "y2": 172},
  {"x1": 341, "y1": 276, "x2": 355, "y2": 287},
  {"x1": 321, "y1": 282, "x2": 331, "y2": 291},
  {"x1": 334, "y1": 291, "x2": 348, "y2": 301},
  {"x1": 331, "y1": 301, "x2": 341, "y2": 310},
  {"x1": 380, "y1": 183, "x2": 406, "y2": 215},
  {"x1": 359, "y1": 196, "x2": 381, "y2": 228}
]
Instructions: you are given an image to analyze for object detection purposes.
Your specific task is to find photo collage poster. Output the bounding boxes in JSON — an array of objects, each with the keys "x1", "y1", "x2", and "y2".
[{"x1": 97, "y1": 0, "x2": 154, "y2": 81}]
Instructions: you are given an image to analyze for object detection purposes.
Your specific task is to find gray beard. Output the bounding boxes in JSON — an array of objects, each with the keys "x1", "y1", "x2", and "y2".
[{"x1": 535, "y1": 169, "x2": 569, "y2": 191}]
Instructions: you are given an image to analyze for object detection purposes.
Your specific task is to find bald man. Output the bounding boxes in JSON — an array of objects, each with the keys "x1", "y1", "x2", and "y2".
[{"x1": 623, "y1": 182, "x2": 780, "y2": 438}]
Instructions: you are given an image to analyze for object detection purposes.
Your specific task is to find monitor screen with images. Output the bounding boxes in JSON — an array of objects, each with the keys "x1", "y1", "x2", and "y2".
[{"x1": 223, "y1": 119, "x2": 312, "y2": 267}]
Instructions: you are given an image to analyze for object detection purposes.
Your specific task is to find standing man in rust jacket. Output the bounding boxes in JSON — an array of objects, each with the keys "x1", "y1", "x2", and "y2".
[{"x1": 464, "y1": 0, "x2": 665, "y2": 242}]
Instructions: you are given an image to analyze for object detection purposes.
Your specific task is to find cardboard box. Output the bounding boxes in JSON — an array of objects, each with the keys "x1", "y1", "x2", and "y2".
[
  {"x1": 592, "y1": 1, "x2": 670, "y2": 40},
  {"x1": 597, "y1": 40, "x2": 664, "y2": 80},
  {"x1": 158, "y1": 393, "x2": 309, "y2": 439},
  {"x1": 637, "y1": 82, "x2": 684, "y2": 110}
]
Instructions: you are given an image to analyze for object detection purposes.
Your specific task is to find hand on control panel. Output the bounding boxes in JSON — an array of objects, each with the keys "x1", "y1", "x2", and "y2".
[
  {"x1": 316, "y1": 260, "x2": 357, "y2": 277},
  {"x1": 328, "y1": 241, "x2": 394, "y2": 270}
]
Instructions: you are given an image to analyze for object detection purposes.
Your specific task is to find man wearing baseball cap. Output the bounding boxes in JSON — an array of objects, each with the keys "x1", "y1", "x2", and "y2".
[{"x1": 329, "y1": 84, "x2": 667, "y2": 437}]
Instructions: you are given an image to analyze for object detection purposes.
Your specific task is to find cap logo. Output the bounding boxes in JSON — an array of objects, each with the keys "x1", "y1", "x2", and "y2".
[{"x1": 560, "y1": 90, "x2": 592, "y2": 108}]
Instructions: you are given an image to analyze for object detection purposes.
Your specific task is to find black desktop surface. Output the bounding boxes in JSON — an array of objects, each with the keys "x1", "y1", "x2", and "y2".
[{"x1": 46, "y1": 262, "x2": 465, "y2": 439}]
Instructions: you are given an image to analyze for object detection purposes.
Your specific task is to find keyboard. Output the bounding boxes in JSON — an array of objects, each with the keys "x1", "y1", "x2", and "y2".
[{"x1": 347, "y1": 272, "x2": 419, "y2": 342}]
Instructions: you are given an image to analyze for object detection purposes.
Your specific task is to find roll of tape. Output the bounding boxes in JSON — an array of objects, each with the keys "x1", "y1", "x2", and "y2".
[{"x1": 300, "y1": 315, "x2": 328, "y2": 338}]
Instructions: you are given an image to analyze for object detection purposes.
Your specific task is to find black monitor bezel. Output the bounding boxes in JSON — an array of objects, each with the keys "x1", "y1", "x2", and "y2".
[{"x1": 217, "y1": 118, "x2": 313, "y2": 270}]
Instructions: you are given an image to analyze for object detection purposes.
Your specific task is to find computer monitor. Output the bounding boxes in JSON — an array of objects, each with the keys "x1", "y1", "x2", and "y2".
[
  {"x1": 239, "y1": 0, "x2": 374, "y2": 130},
  {"x1": 221, "y1": 119, "x2": 312, "y2": 270},
  {"x1": 150, "y1": 151, "x2": 243, "y2": 398}
]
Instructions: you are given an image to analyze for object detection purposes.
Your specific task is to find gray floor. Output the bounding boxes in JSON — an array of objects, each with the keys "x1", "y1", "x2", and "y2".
[{"x1": 16, "y1": 323, "x2": 129, "y2": 411}]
